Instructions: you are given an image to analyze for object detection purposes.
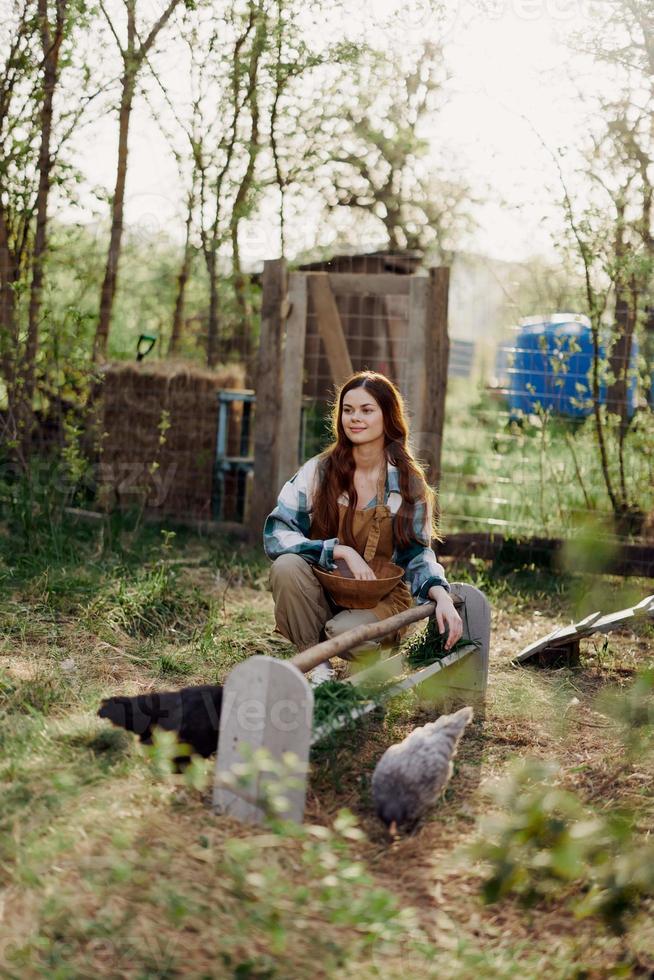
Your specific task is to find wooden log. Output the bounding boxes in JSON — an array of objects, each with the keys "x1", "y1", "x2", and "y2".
[
  {"x1": 250, "y1": 259, "x2": 287, "y2": 545},
  {"x1": 213, "y1": 656, "x2": 313, "y2": 825},
  {"x1": 438, "y1": 531, "x2": 654, "y2": 579},
  {"x1": 291, "y1": 602, "x2": 437, "y2": 674},
  {"x1": 308, "y1": 272, "x2": 353, "y2": 387}
]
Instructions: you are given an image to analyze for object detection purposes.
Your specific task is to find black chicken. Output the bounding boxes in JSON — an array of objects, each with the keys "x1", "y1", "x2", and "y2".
[{"x1": 98, "y1": 684, "x2": 223, "y2": 765}]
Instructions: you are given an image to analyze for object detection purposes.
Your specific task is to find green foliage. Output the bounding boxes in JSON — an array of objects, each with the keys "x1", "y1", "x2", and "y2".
[
  {"x1": 595, "y1": 666, "x2": 654, "y2": 757},
  {"x1": 0, "y1": 454, "x2": 94, "y2": 570},
  {"x1": 471, "y1": 758, "x2": 654, "y2": 934},
  {"x1": 0, "y1": 664, "x2": 70, "y2": 717},
  {"x1": 214, "y1": 749, "x2": 429, "y2": 968},
  {"x1": 402, "y1": 617, "x2": 459, "y2": 668},
  {"x1": 441, "y1": 381, "x2": 654, "y2": 539},
  {"x1": 311, "y1": 678, "x2": 371, "y2": 731}
]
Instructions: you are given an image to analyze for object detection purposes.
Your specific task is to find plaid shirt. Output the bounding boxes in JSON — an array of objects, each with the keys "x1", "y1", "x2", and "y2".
[{"x1": 263, "y1": 455, "x2": 450, "y2": 604}]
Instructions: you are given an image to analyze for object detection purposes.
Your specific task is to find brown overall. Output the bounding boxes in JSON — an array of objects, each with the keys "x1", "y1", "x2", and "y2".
[{"x1": 269, "y1": 462, "x2": 414, "y2": 657}]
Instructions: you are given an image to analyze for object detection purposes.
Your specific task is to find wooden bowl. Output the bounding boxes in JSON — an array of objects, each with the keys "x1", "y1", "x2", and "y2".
[{"x1": 312, "y1": 557, "x2": 404, "y2": 610}]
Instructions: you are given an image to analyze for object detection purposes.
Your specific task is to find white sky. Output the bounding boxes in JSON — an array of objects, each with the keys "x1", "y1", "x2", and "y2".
[{"x1": 69, "y1": 0, "x2": 612, "y2": 266}]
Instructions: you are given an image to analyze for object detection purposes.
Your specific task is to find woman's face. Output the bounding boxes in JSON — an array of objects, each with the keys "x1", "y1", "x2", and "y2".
[{"x1": 341, "y1": 387, "x2": 385, "y2": 446}]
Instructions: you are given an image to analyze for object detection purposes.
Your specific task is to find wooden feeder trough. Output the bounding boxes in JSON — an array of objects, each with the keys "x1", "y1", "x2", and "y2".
[
  {"x1": 512, "y1": 594, "x2": 654, "y2": 668},
  {"x1": 213, "y1": 583, "x2": 490, "y2": 824}
]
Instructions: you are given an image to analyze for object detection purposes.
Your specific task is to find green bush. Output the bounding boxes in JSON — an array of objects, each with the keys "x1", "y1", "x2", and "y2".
[{"x1": 470, "y1": 758, "x2": 654, "y2": 934}]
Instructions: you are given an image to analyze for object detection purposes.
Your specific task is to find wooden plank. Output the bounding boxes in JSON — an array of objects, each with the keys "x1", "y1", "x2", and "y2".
[
  {"x1": 213, "y1": 656, "x2": 313, "y2": 825},
  {"x1": 402, "y1": 276, "x2": 428, "y2": 433},
  {"x1": 383, "y1": 293, "x2": 408, "y2": 384},
  {"x1": 514, "y1": 625, "x2": 579, "y2": 664},
  {"x1": 250, "y1": 259, "x2": 286, "y2": 545},
  {"x1": 327, "y1": 273, "x2": 411, "y2": 297},
  {"x1": 388, "y1": 643, "x2": 477, "y2": 693},
  {"x1": 513, "y1": 595, "x2": 654, "y2": 665},
  {"x1": 308, "y1": 272, "x2": 353, "y2": 387},
  {"x1": 344, "y1": 650, "x2": 406, "y2": 687},
  {"x1": 583, "y1": 595, "x2": 654, "y2": 636},
  {"x1": 277, "y1": 272, "x2": 308, "y2": 487}
]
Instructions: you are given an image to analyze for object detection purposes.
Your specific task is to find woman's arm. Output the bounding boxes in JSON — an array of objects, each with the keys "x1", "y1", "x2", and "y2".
[
  {"x1": 393, "y1": 497, "x2": 450, "y2": 604},
  {"x1": 262, "y1": 457, "x2": 339, "y2": 570},
  {"x1": 393, "y1": 497, "x2": 462, "y2": 648}
]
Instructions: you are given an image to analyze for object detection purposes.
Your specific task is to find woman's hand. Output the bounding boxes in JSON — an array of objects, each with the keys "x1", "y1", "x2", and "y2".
[
  {"x1": 333, "y1": 545, "x2": 377, "y2": 581},
  {"x1": 428, "y1": 585, "x2": 463, "y2": 650}
]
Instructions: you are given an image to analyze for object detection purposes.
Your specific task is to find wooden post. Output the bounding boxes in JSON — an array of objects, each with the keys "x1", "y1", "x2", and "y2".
[
  {"x1": 213, "y1": 656, "x2": 313, "y2": 825},
  {"x1": 250, "y1": 264, "x2": 307, "y2": 544},
  {"x1": 403, "y1": 276, "x2": 429, "y2": 432},
  {"x1": 250, "y1": 259, "x2": 287, "y2": 545},
  {"x1": 277, "y1": 272, "x2": 308, "y2": 487},
  {"x1": 423, "y1": 267, "x2": 450, "y2": 488},
  {"x1": 308, "y1": 272, "x2": 353, "y2": 386}
]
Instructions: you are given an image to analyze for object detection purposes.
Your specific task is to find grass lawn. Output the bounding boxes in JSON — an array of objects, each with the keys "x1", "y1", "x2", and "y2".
[{"x1": 0, "y1": 515, "x2": 653, "y2": 978}]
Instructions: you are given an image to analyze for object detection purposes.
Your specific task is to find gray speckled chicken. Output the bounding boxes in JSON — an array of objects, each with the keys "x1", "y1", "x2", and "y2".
[{"x1": 372, "y1": 706, "x2": 474, "y2": 835}]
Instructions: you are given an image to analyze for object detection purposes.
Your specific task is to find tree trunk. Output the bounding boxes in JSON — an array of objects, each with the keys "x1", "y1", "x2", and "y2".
[
  {"x1": 607, "y1": 274, "x2": 637, "y2": 422},
  {"x1": 231, "y1": 220, "x2": 252, "y2": 369},
  {"x1": 229, "y1": 4, "x2": 264, "y2": 377},
  {"x1": 0, "y1": 206, "x2": 18, "y2": 391},
  {"x1": 93, "y1": 69, "x2": 136, "y2": 362},
  {"x1": 24, "y1": 0, "x2": 67, "y2": 433},
  {"x1": 206, "y1": 250, "x2": 219, "y2": 367},
  {"x1": 93, "y1": 0, "x2": 182, "y2": 362},
  {"x1": 169, "y1": 189, "x2": 195, "y2": 356}
]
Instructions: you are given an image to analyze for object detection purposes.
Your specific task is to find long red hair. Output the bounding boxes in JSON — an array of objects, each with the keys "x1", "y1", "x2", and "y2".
[{"x1": 309, "y1": 371, "x2": 440, "y2": 550}]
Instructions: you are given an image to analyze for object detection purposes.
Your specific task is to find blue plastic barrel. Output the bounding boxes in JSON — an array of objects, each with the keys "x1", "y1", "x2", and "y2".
[{"x1": 506, "y1": 315, "x2": 638, "y2": 418}]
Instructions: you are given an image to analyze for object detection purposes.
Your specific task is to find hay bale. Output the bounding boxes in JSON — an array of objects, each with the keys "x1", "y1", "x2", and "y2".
[{"x1": 99, "y1": 359, "x2": 246, "y2": 520}]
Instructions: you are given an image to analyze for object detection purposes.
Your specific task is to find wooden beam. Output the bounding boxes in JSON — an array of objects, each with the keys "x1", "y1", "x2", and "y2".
[
  {"x1": 250, "y1": 259, "x2": 287, "y2": 545},
  {"x1": 308, "y1": 272, "x2": 353, "y2": 387},
  {"x1": 277, "y1": 272, "x2": 308, "y2": 487},
  {"x1": 326, "y1": 273, "x2": 411, "y2": 296},
  {"x1": 438, "y1": 531, "x2": 654, "y2": 579}
]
